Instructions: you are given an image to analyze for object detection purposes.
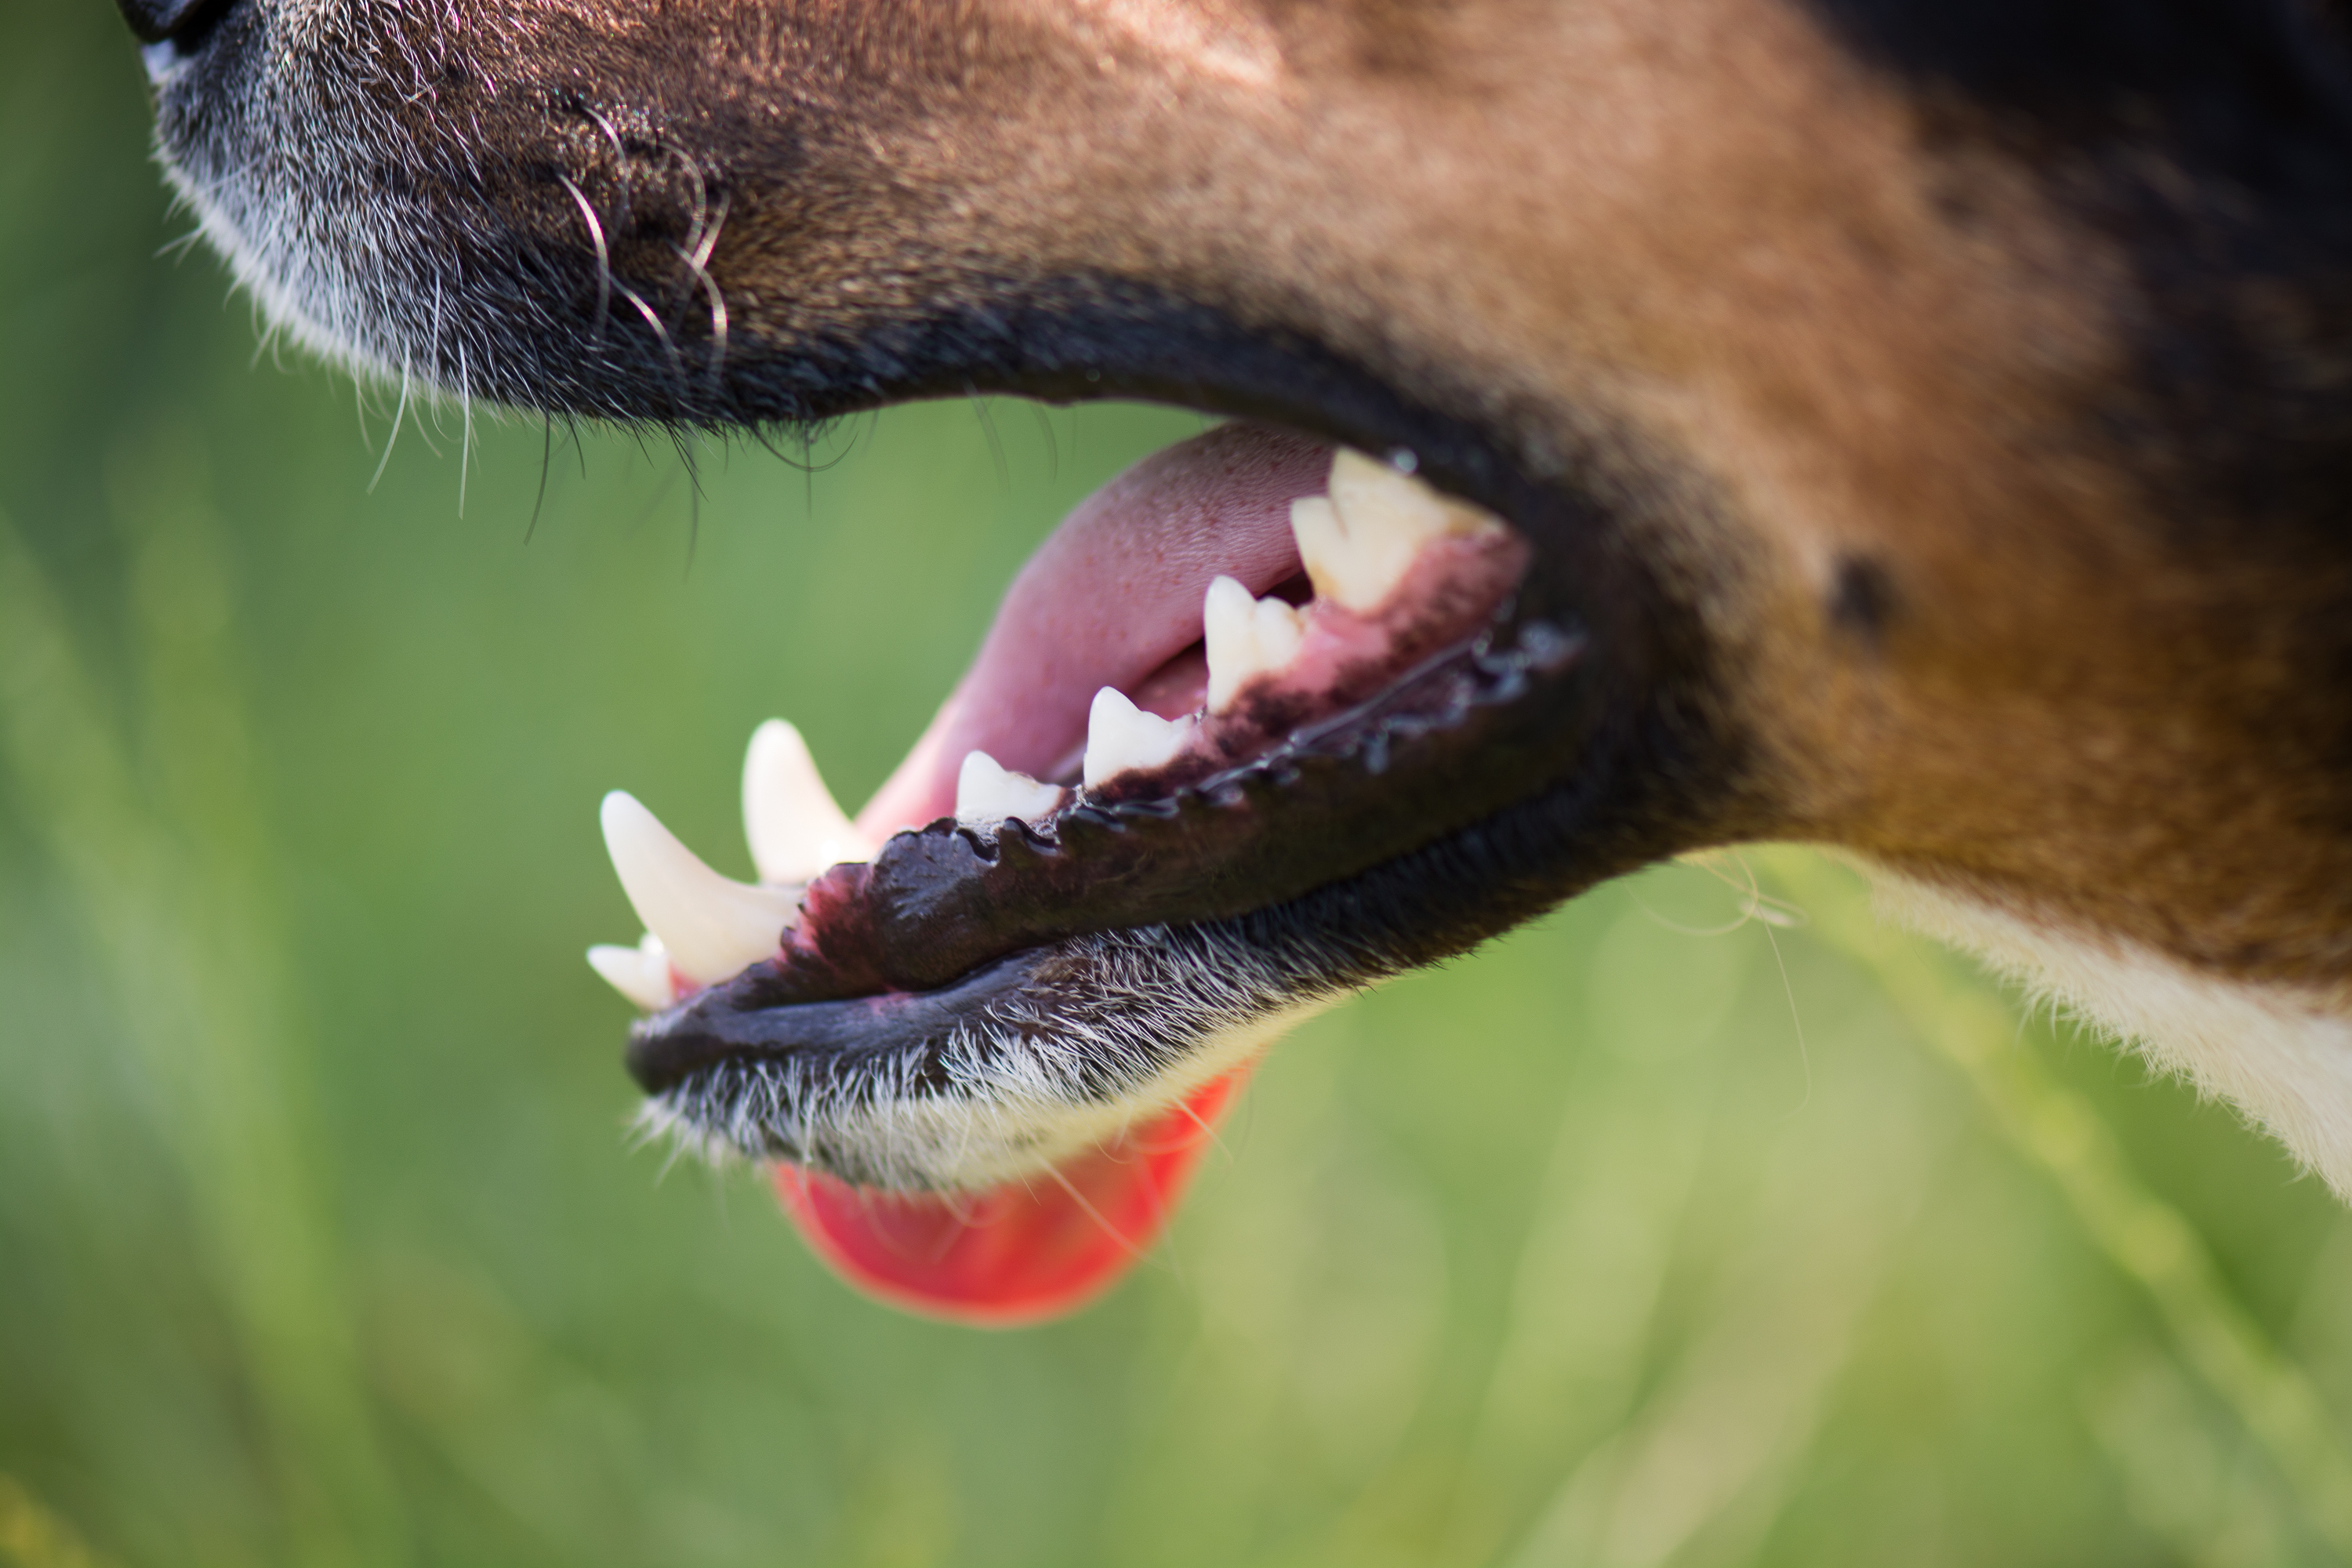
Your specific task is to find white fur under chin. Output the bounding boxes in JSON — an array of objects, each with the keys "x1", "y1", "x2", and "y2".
[{"x1": 1869, "y1": 864, "x2": 2352, "y2": 1202}]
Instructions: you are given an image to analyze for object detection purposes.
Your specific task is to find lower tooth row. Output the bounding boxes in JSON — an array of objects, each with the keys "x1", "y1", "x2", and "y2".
[
  {"x1": 1081, "y1": 688, "x2": 1197, "y2": 788},
  {"x1": 586, "y1": 930, "x2": 677, "y2": 1011},
  {"x1": 600, "y1": 790, "x2": 800, "y2": 988},
  {"x1": 955, "y1": 750, "x2": 1065, "y2": 826},
  {"x1": 1294, "y1": 447, "x2": 1503, "y2": 612},
  {"x1": 590, "y1": 720, "x2": 875, "y2": 1008},
  {"x1": 589, "y1": 451, "x2": 1506, "y2": 1010},
  {"x1": 1203, "y1": 575, "x2": 1306, "y2": 713},
  {"x1": 742, "y1": 719, "x2": 872, "y2": 884}
]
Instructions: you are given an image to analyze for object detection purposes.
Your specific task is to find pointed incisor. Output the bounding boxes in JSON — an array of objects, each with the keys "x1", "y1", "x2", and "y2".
[
  {"x1": 586, "y1": 930, "x2": 677, "y2": 1012},
  {"x1": 1082, "y1": 687, "x2": 1195, "y2": 788},
  {"x1": 1294, "y1": 448, "x2": 1506, "y2": 612},
  {"x1": 956, "y1": 749, "x2": 1065, "y2": 826},
  {"x1": 742, "y1": 718, "x2": 873, "y2": 884},
  {"x1": 1203, "y1": 574, "x2": 1307, "y2": 712},
  {"x1": 601, "y1": 789, "x2": 797, "y2": 985}
]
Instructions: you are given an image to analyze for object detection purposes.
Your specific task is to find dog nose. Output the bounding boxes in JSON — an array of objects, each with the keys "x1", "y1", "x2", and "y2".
[{"x1": 118, "y1": 0, "x2": 229, "y2": 46}]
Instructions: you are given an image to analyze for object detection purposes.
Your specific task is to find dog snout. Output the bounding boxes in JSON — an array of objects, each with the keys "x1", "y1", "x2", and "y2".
[{"x1": 117, "y1": 0, "x2": 234, "y2": 52}]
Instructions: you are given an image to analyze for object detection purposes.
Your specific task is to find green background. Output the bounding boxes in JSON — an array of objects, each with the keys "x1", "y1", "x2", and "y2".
[{"x1": 5, "y1": 7, "x2": 2352, "y2": 1565}]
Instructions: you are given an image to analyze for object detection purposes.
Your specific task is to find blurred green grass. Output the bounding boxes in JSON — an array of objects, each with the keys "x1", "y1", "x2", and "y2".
[{"x1": 5, "y1": 8, "x2": 2352, "y2": 1566}]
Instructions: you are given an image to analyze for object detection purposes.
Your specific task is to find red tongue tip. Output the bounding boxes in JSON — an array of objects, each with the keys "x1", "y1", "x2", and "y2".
[{"x1": 772, "y1": 1071, "x2": 1248, "y2": 1327}]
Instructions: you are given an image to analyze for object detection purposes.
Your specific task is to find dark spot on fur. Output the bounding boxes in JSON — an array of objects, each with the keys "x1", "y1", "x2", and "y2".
[{"x1": 1828, "y1": 554, "x2": 1897, "y2": 646}]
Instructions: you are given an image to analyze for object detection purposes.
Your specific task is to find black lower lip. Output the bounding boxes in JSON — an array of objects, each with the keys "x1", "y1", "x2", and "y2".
[
  {"x1": 621, "y1": 592, "x2": 1604, "y2": 1101},
  {"x1": 626, "y1": 946, "x2": 1054, "y2": 1094},
  {"x1": 645, "y1": 588, "x2": 1586, "y2": 987},
  {"x1": 623, "y1": 571, "x2": 1726, "y2": 1109}
]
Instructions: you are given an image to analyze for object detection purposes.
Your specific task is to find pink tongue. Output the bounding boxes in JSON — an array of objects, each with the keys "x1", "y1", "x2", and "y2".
[
  {"x1": 774, "y1": 1070, "x2": 1247, "y2": 1325},
  {"x1": 780, "y1": 424, "x2": 1326, "y2": 1323},
  {"x1": 858, "y1": 423, "x2": 1333, "y2": 834}
]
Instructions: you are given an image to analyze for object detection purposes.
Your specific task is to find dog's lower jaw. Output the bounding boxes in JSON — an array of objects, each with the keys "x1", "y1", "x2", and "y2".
[
  {"x1": 633, "y1": 924, "x2": 1344, "y2": 1192},
  {"x1": 1870, "y1": 862, "x2": 2352, "y2": 1201}
]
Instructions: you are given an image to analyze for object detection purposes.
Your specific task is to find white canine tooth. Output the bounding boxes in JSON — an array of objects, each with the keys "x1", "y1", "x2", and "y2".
[
  {"x1": 1203, "y1": 574, "x2": 1308, "y2": 713},
  {"x1": 742, "y1": 719, "x2": 874, "y2": 884},
  {"x1": 955, "y1": 749, "x2": 1065, "y2": 826},
  {"x1": 586, "y1": 931, "x2": 677, "y2": 1012},
  {"x1": 601, "y1": 790, "x2": 799, "y2": 985},
  {"x1": 1081, "y1": 686, "x2": 1196, "y2": 789},
  {"x1": 1292, "y1": 448, "x2": 1505, "y2": 612}
]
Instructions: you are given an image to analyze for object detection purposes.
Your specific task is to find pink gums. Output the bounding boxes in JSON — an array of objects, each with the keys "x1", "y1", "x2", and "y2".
[{"x1": 858, "y1": 423, "x2": 1332, "y2": 836}]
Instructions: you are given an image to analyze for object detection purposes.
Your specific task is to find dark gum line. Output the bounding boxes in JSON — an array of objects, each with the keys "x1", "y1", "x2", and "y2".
[
  {"x1": 649, "y1": 503, "x2": 1541, "y2": 1010},
  {"x1": 623, "y1": 600, "x2": 1602, "y2": 1095}
]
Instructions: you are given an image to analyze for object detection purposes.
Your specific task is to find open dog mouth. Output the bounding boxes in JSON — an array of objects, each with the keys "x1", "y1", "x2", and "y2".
[{"x1": 585, "y1": 423, "x2": 1574, "y2": 1321}]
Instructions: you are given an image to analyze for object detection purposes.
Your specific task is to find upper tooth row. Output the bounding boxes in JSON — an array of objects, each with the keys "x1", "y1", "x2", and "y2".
[{"x1": 589, "y1": 450, "x2": 1502, "y2": 1011}]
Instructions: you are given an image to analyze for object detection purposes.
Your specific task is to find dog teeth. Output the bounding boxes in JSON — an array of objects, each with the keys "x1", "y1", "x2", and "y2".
[
  {"x1": 1203, "y1": 574, "x2": 1307, "y2": 712},
  {"x1": 586, "y1": 931, "x2": 677, "y2": 1012},
  {"x1": 742, "y1": 718, "x2": 873, "y2": 884},
  {"x1": 956, "y1": 749, "x2": 1065, "y2": 826},
  {"x1": 1082, "y1": 687, "x2": 1196, "y2": 788},
  {"x1": 1291, "y1": 448, "x2": 1506, "y2": 612},
  {"x1": 601, "y1": 789, "x2": 798, "y2": 985}
]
